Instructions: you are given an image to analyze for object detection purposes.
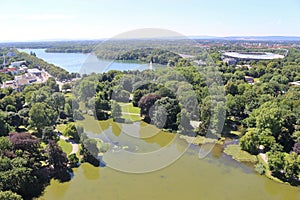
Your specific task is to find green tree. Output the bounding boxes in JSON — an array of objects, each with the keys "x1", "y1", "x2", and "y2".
[
  {"x1": 240, "y1": 128, "x2": 260, "y2": 154},
  {"x1": 111, "y1": 101, "x2": 122, "y2": 121},
  {"x1": 29, "y1": 103, "x2": 58, "y2": 133},
  {"x1": 284, "y1": 152, "x2": 300, "y2": 180},
  {"x1": 0, "y1": 191, "x2": 23, "y2": 200},
  {"x1": 68, "y1": 153, "x2": 79, "y2": 168},
  {"x1": 267, "y1": 151, "x2": 285, "y2": 173},
  {"x1": 0, "y1": 137, "x2": 12, "y2": 156},
  {"x1": 42, "y1": 126, "x2": 58, "y2": 143},
  {"x1": 0, "y1": 111, "x2": 8, "y2": 136},
  {"x1": 63, "y1": 123, "x2": 81, "y2": 142},
  {"x1": 51, "y1": 92, "x2": 65, "y2": 112}
]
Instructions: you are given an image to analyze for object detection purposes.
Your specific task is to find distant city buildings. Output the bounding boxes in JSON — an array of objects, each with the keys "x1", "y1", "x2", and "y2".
[
  {"x1": 0, "y1": 57, "x2": 48, "y2": 90},
  {"x1": 222, "y1": 52, "x2": 284, "y2": 61}
]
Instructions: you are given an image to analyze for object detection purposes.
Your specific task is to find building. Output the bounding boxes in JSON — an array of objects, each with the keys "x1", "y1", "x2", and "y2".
[
  {"x1": 223, "y1": 58, "x2": 237, "y2": 66},
  {"x1": 1, "y1": 80, "x2": 18, "y2": 90},
  {"x1": 0, "y1": 67, "x2": 20, "y2": 75},
  {"x1": 244, "y1": 76, "x2": 254, "y2": 84},
  {"x1": 28, "y1": 68, "x2": 42, "y2": 76},
  {"x1": 223, "y1": 52, "x2": 284, "y2": 61},
  {"x1": 10, "y1": 60, "x2": 26, "y2": 67}
]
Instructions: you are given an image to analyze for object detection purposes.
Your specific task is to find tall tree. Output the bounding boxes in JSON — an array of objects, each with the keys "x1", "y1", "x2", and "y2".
[{"x1": 29, "y1": 103, "x2": 58, "y2": 133}]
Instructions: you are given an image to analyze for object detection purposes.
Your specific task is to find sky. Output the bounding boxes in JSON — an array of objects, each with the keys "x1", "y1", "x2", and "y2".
[{"x1": 0, "y1": 0, "x2": 300, "y2": 42}]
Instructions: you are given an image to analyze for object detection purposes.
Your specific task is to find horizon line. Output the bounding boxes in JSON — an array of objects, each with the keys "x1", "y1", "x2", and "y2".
[{"x1": 1, "y1": 35, "x2": 300, "y2": 43}]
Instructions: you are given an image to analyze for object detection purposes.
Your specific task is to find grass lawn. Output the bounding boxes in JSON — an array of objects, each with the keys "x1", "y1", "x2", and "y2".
[
  {"x1": 119, "y1": 103, "x2": 140, "y2": 114},
  {"x1": 179, "y1": 135, "x2": 224, "y2": 145},
  {"x1": 118, "y1": 102, "x2": 141, "y2": 121},
  {"x1": 56, "y1": 124, "x2": 67, "y2": 133},
  {"x1": 224, "y1": 144, "x2": 257, "y2": 163},
  {"x1": 58, "y1": 139, "x2": 72, "y2": 155},
  {"x1": 254, "y1": 78, "x2": 260, "y2": 83}
]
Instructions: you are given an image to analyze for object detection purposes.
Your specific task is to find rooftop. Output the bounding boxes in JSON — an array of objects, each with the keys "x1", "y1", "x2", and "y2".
[{"x1": 223, "y1": 52, "x2": 284, "y2": 60}]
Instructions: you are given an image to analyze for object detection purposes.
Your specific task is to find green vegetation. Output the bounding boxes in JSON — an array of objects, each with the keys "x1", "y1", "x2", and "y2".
[
  {"x1": 119, "y1": 103, "x2": 140, "y2": 114},
  {"x1": 224, "y1": 144, "x2": 258, "y2": 163},
  {"x1": 255, "y1": 162, "x2": 266, "y2": 175},
  {"x1": 0, "y1": 40, "x2": 300, "y2": 198},
  {"x1": 58, "y1": 139, "x2": 72, "y2": 155}
]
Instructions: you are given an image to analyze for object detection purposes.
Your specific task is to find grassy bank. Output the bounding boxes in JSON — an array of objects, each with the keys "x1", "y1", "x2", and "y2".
[
  {"x1": 224, "y1": 144, "x2": 257, "y2": 163},
  {"x1": 180, "y1": 135, "x2": 225, "y2": 145}
]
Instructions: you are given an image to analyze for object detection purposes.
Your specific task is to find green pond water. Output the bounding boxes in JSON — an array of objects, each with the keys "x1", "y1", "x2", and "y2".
[{"x1": 38, "y1": 118, "x2": 300, "y2": 200}]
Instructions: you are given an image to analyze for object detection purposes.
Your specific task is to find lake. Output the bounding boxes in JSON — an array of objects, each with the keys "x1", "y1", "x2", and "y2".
[
  {"x1": 38, "y1": 119, "x2": 300, "y2": 200},
  {"x1": 18, "y1": 48, "x2": 153, "y2": 74},
  {"x1": 19, "y1": 49, "x2": 299, "y2": 200}
]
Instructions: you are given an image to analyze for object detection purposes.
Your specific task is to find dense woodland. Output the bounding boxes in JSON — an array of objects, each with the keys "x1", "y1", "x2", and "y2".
[{"x1": 0, "y1": 41, "x2": 300, "y2": 198}]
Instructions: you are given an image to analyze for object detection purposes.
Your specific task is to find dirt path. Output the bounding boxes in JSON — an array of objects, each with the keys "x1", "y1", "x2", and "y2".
[{"x1": 259, "y1": 153, "x2": 268, "y2": 163}]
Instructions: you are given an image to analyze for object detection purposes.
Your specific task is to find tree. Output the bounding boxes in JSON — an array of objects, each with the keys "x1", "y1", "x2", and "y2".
[
  {"x1": 0, "y1": 111, "x2": 8, "y2": 136},
  {"x1": 6, "y1": 112, "x2": 22, "y2": 128},
  {"x1": 112, "y1": 89, "x2": 130, "y2": 102},
  {"x1": 29, "y1": 103, "x2": 58, "y2": 133},
  {"x1": 45, "y1": 77, "x2": 59, "y2": 92},
  {"x1": 51, "y1": 92, "x2": 65, "y2": 112},
  {"x1": 240, "y1": 128, "x2": 276, "y2": 154},
  {"x1": 157, "y1": 86, "x2": 175, "y2": 98},
  {"x1": 225, "y1": 81, "x2": 239, "y2": 96},
  {"x1": 111, "y1": 101, "x2": 122, "y2": 121},
  {"x1": 226, "y1": 94, "x2": 245, "y2": 118},
  {"x1": 267, "y1": 151, "x2": 285, "y2": 173},
  {"x1": 151, "y1": 97, "x2": 180, "y2": 130},
  {"x1": 81, "y1": 138, "x2": 99, "y2": 166},
  {"x1": 42, "y1": 126, "x2": 58, "y2": 143},
  {"x1": 132, "y1": 89, "x2": 147, "y2": 106},
  {"x1": 68, "y1": 153, "x2": 79, "y2": 168},
  {"x1": 284, "y1": 152, "x2": 300, "y2": 180},
  {"x1": 63, "y1": 123, "x2": 81, "y2": 142},
  {"x1": 46, "y1": 140, "x2": 68, "y2": 171},
  {"x1": 62, "y1": 83, "x2": 72, "y2": 90},
  {"x1": 177, "y1": 109, "x2": 194, "y2": 135},
  {"x1": 138, "y1": 93, "x2": 161, "y2": 121},
  {"x1": 240, "y1": 129, "x2": 260, "y2": 154},
  {"x1": 0, "y1": 137, "x2": 12, "y2": 156},
  {"x1": 9, "y1": 132, "x2": 40, "y2": 153},
  {"x1": 0, "y1": 191, "x2": 23, "y2": 200}
]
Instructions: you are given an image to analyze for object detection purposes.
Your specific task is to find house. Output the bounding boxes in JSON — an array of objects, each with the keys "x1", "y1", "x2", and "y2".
[
  {"x1": 10, "y1": 60, "x2": 26, "y2": 67},
  {"x1": 28, "y1": 68, "x2": 42, "y2": 76},
  {"x1": 244, "y1": 76, "x2": 254, "y2": 84},
  {"x1": 1, "y1": 80, "x2": 17, "y2": 90},
  {"x1": 7, "y1": 67, "x2": 20, "y2": 75},
  {"x1": 223, "y1": 58, "x2": 237, "y2": 66},
  {"x1": 0, "y1": 67, "x2": 20, "y2": 75}
]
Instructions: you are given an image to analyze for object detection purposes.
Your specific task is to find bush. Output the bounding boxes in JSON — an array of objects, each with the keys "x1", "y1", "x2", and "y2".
[
  {"x1": 255, "y1": 162, "x2": 266, "y2": 175},
  {"x1": 68, "y1": 153, "x2": 79, "y2": 168}
]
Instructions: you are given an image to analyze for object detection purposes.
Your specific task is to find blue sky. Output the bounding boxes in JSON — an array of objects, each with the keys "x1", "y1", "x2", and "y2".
[{"x1": 1, "y1": 0, "x2": 300, "y2": 41}]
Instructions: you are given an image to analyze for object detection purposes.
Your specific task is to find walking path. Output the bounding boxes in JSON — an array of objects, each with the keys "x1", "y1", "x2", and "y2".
[{"x1": 259, "y1": 153, "x2": 268, "y2": 163}]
